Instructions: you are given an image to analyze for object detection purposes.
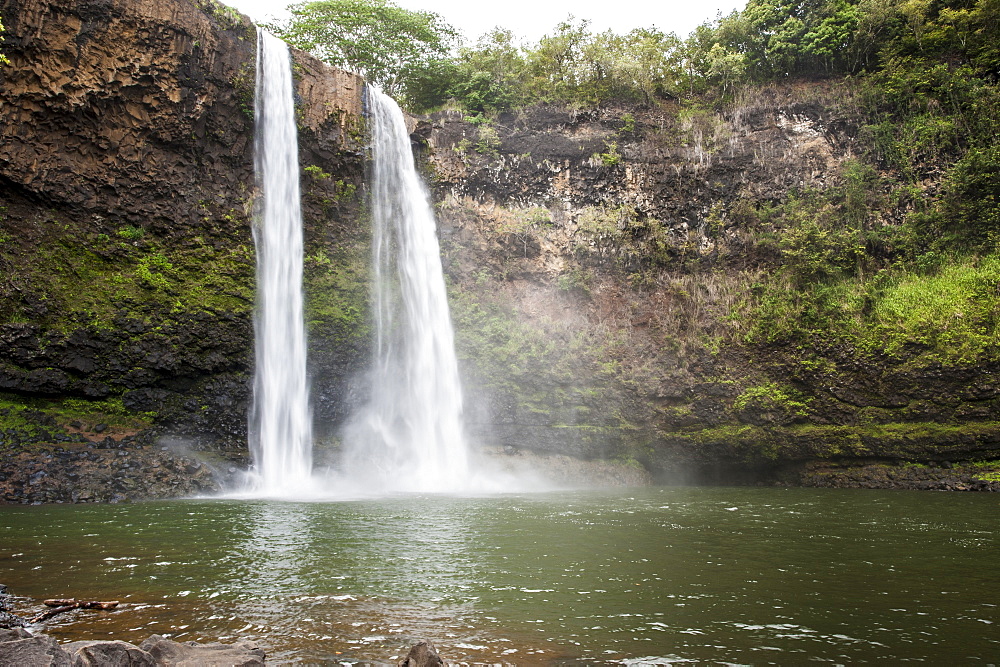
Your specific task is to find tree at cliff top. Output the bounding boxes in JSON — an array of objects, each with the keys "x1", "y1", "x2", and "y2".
[
  {"x1": 704, "y1": 0, "x2": 999, "y2": 79},
  {"x1": 439, "y1": 0, "x2": 997, "y2": 109},
  {"x1": 440, "y1": 19, "x2": 699, "y2": 113},
  {"x1": 269, "y1": 0, "x2": 456, "y2": 102}
]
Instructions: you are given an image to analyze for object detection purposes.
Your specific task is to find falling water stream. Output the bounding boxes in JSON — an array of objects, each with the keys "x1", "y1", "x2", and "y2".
[
  {"x1": 247, "y1": 30, "x2": 312, "y2": 495},
  {"x1": 341, "y1": 88, "x2": 471, "y2": 492},
  {"x1": 249, "y1": 36, "x2": 478, "y2": 495}
]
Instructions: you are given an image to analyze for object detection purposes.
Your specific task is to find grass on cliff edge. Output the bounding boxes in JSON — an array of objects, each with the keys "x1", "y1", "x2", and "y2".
[{"x1": 746, "y1": 252, "x2": 1000, "y2": 366}]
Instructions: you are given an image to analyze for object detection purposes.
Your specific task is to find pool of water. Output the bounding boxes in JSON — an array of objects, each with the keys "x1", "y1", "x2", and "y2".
[{"x1": 1, "y1": 487, "x2": 997, "y2": 664}]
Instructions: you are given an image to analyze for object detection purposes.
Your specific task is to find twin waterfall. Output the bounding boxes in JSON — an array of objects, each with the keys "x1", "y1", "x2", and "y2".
[
  {"x1": 248, "y1": 30, "x2": 312, "y2": 495},
  {"x1": 341, "y1": 89, "x2": 470, "y2": 491},
  {"x1": 249, "y1": 32, "x2": 470, "y2": 496}
]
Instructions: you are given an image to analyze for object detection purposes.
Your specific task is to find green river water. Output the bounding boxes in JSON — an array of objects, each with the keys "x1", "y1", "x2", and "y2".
[{"x1": 1, "y1": 486, "x2": 997, "y2": 664}]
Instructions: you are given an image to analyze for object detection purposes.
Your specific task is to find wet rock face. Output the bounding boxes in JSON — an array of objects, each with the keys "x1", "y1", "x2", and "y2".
[
  {"x1": 790, "y1": 460, "x2": 1000, "y2": 492},
  {"x1": 0, "y1": 441, "x2": 221, "y2": 504},
  {"x1": 0, "y1": 0, "x2": 262, "y2": 457},
  {"x1": 0, "y1": 0, "x2": 257, "y2": 229}
]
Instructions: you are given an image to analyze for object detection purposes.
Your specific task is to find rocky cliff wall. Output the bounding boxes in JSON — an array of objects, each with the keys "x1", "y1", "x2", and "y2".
[
  {"x1": 420, "y1": 88, "x2": 1000, "y2": 487},
  {"x1": 0, "y1": 0, "x2": 367, "y2": 502}
]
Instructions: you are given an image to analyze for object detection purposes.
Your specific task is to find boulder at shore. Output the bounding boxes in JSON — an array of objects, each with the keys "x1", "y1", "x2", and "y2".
[{"x1": 0, "y1": 629, "x2": 265, "y2": 667}]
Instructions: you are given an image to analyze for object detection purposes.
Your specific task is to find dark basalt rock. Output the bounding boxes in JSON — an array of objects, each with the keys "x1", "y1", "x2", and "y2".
[
  {"x1": 0, "y1": 0, "x2": 368, "y2": 503},
  {"x1": 0, "y1": 629, "x2": 72, "y2": 666}
]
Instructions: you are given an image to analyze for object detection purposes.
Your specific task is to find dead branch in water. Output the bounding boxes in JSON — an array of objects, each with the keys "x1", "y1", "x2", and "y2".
[{"x1": 30, "y1": 599, "x2": 119, "y2": 623}]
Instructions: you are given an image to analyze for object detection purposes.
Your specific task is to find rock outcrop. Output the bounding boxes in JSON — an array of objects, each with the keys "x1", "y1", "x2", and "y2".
[
  {"x1": 398, "y1": 641, "x2": 444, "y2": 667},
  {"x1": 0, "y1": 628, "x2": 265, "y2": 666},
  {"x1": 0, "y1": 628, "x2": 72, "y2": 666}
]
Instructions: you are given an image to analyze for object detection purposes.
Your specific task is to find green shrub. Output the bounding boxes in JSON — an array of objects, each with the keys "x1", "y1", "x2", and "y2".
[{"x1": 116, "y1": 225, "x2": 145, "y2": 241}]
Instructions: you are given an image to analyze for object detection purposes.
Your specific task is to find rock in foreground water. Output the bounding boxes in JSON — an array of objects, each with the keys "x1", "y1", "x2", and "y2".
[
  {"x1": 140, "y1": 635, "x2": 265, "y2": 666},
  {"x1": 398, "y1": 641, "x2": 444, "y2": 667},
  {"x1": 0, "y1": 630, "x2": 265, "y2": 667},
  {"x1": 0, "y1": 629, "x2": 71, "y2": 666},
  {"x1": 62, "y1": 639, "x2": 156, "y2": 666}
]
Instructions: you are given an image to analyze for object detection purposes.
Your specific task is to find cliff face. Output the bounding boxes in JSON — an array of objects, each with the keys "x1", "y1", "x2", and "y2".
[
  {"x1": 421, "y1": 87, "x2": 1000, "y2": 486},
  {"x1": 0, "y1": 0, "x2": 366, "y2": 501}
]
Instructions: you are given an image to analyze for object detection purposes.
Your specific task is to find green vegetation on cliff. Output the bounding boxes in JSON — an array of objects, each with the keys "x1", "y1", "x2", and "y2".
[
  {"x1": 418, "y1": 0, "x2": 999, "y2": 476},
  {"x1": 0, "y1": 208, "x2": 254, "y2": 331}
]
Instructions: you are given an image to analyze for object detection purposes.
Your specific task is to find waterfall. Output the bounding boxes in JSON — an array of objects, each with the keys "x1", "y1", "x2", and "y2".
[
  {"x1": 342, "y1": 87, "x2": 470, "y2": 492},
  {"x1": 248, "y1": 29, "x2": 313, "y2": 494}
]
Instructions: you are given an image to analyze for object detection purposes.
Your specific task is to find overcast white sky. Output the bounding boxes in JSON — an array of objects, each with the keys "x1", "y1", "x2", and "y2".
[{"x1": 222, "y1": 0, "x2": 747, "y2": 44}]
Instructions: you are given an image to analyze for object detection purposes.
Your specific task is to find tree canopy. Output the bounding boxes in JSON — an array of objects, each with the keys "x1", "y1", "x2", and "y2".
[
  {"x1": 269, "y1": 0, "x2": 1000, "y2": 170},
  {"x1": 270, "y1": 0, "x2": 457, "y2": 100}
]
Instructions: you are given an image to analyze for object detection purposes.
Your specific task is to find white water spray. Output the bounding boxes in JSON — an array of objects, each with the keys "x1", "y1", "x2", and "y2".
[
  {"x1": 248, "y1": 30, "x2": 312, "y2": 494},
  {"x1": 342, "y1": 88, "x2": 471, "y2": 491}
]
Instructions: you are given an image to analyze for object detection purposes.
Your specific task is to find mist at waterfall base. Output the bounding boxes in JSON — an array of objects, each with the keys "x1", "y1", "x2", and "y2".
[
  {"x1": 239, "y1": 36, "x2": 548, "y2": 499},
  {"x1": 338, "y1": 87, "x2": 479, "y2": 494}
]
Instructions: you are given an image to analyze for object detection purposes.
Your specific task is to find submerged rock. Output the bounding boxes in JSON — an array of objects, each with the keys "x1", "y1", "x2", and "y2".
[{"x1": 139, "y1": 634, "x2": 265, "y2": 666}]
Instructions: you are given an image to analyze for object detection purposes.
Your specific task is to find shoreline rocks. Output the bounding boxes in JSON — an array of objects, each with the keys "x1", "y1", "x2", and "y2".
[
  {"x1": 0, "y1": 628, "x2": 266, "y2": 666},
  {"x1": 788, "y1": 460, "x2": 1000, "y2": 491},
  {"x1": 3, "y1": 441, "x2": 999, "y2": 506},
  {"x1": 0, "y1": 628, "x2": 510, "y2": 667},
  {"x1": 0, "y1": 440, "x2": 221, "y2": 505}
]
